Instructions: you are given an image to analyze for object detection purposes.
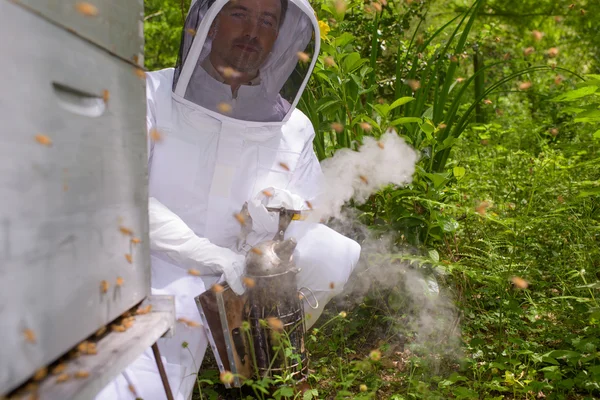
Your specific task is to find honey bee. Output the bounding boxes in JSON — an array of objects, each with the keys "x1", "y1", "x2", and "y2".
[
  {"x1": 188, "y1": 268, "x2": 201, "y2": 276},
  {"x1": 475, "y1": 201, "x2": 490, "y2": 216},
  {"x1": 267, "y1": 317, "x2": 283, "y2": 332},
  {"x1": 406, "y1": 79, "x2": 421, "y2": 91},
  {"x1": 116, "y1": 276, "x2": 124, "y2": 287},
  {"x1": 233, "y1": 213, "x2": 246, "y2": 226},
  {"x1": 330, "y1": 122, "x2": 344, "y2": 133},
  {"x1": 518, "y1": 82, "x2": 532, "y2": 91},
  {"x1": 305, "y1": 200, "x2": 313, "y2": 210},
  {"x1": 100, "y1": 280, "x2": 109, "y2": 293},
  {"x1": 359, "y1": 175, "x2": 369, "y2": 184},
  {"x1": 131, "y1": 237, "x2": 141, "y2": 245},
  {"x1": 296, "y1": 52, "x2": 310, "y2": 62},
  {"x1": 34, "y1": 134, "x2": 52, "y2": 147},
  {"x1": 211, "y1": 283, "x2": 225, "y2": 293},
  {"x1": 123, "y1": 318, "x2": 135, "y2": 329},
  {"x1": 102, "y1": 89, "x2": 110, "y2": 104},
  {"x1": 329, "y1": 282, "x2": 335, "y2": 289},
  {"x1": 511, "y1": 276, "x2": 529, "y2": 289},
  {"x1": 217, "y1": 103, "x2": 232, "y2": 114},
  {"x1": 74, "y1": 370, "x2": 90, "y2": 379},
  {"x1": 177, "y1": 318, "x2": 201, "y2": 328},
  {"x1": 186, "y1": 28, "x2": 197, "y2": 36},
  {"x1": 124, "y1": 254, "x2": 133, "y2": 264},
  {"x1": 134, "y1": 68, "x2": 146, "y2": 80},
  {"x1": 23, "y1": 329, "x2": 36, "y2": 344},
  {"x1": 136, "y1": 304, "x2": 152, "y2": 315},
  {"x1": 32, "y1": 367, "x2": 48, "y2": 381},
  {"x1": 150, "y1": 128, "x2": 162, "y2": 142},
  {"x1": 119, "y1": 226, "x2": 133, "y2": 236},
  {"x1": 111, "y1": 324, "x2": 126, "y2": 333},
  {"x1": 278, "y1": 162, "x2": 290, "y2": 171},
  {"x1": 261, "y1": 189, "x2": 273, "y2": 197},
  {"x1": 94, "y1": 326, "x2": 107, "y2": 337},
  {"x1": 360, "y1": 122, "x2": 372, "y2": 132},
  {"x1": 75, "y1": 2, "x2": 98, "y2": 16},
  {"x1": 77, "y1": 341, "x2": 90, "y2": 353},
  {"x1": 377, "y1": 141, "x2": 384, "y2": 149},
  {"x1": 128, "y1": 384, "x2": 138, "y2": 396},
  {"x1": 243, "y1": 277, "x2": 256, "y2": 288},
  {"x1": 218, "y1": 66, "x2": 241, "y2": 79},
  {"x1": 250, "y1": 248, "x2": 262, "y2": 255},
  {"x1": 55, "y1": 373, "x2": 70, "y2": 383},
  {"x1": 86, "y1": 343, "x2": 98, "y2": 355},
  {"x1": 51, "y1": 364, "x2": 67, "y2": 375}
]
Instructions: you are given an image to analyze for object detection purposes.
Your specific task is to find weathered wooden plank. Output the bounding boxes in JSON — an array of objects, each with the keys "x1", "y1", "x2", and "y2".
[{"x1": 31, "y1": 295, "x2": 175, "y2": 400}]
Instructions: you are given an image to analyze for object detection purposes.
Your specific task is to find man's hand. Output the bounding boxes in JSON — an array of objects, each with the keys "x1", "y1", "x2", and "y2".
[
  {"x1": 221, "y1": 254, "x2": 246, "y2": 295},
  {"x1": 239, "y1": 187, "x2": 308, "y2": 250}
]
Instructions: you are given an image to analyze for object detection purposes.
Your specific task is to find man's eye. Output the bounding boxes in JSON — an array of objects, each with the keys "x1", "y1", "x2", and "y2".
[
  {"x1": 260, "y1": 18, "x2": 274, "y2": 27},
  {"x1": 231, "y1": 12, "x2": 247, "y2": 18}
]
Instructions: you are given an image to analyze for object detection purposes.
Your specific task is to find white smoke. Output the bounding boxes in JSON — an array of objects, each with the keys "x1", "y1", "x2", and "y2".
[
  {"x1": 311, "y1": 130, "x2": 461, "y2": 364},
  {"x1": 309, "y1": 129, "x2": 419, "y2": 222}
]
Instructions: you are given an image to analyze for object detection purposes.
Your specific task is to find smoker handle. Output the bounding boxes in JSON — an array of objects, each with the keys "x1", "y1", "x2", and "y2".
[{"x1": 298, "y1": 287, "x2": 319, "y2": 310}]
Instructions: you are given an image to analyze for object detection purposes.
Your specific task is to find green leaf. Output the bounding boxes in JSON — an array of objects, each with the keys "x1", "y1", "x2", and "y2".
[
  {"x1": 389, "y1": 96, "x2": 415, "y2": 111},
  {"x1": 420, "y1": 120, "x2": 436, "y2": 136},
  {"x1": 274, "y1": 386, "x2": 294, "y2": 398},
  {"x1": 545, "y1": 350, "x2": 582, "y2": 360},
  {"x1": 439, "y1": 217, "x2": 459, "y2": 233},
  {"x1": 334, "y1": 32, "x2": 355, "y2": 48},
  {"x1": 428, "y1": 249, "x2": 440, "y2": 262},
  {"x1": 594, "y1": 130, "x2": 600, "y2": 140},
  {"x1": 551, "y1": 85, "x2": 598, "y2": 102},
  {"x1": 316, "y1": 98, "x2": 341, "y2": 114},
  {"x1": 390, "y1": 117, "x2": 422, "y2": 126},
  {"x1": 453, "y1": 166, "x2": 466, "y2": 179},
  {"x1": 303, "y1": 389, "x2": 319, "y2": 400}
]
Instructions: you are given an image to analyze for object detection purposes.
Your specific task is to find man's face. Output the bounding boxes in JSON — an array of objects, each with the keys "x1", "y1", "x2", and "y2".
[{"x1": 210, "y1": 0, "x2": 282, "y2": 72}]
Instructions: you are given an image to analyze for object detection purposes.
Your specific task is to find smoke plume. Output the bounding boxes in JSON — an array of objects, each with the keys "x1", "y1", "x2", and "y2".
[
  {"x1": 314, "y1": 129, "x2": 461, "y2": 364},
  {"x1": 308, "y1": 130, "x2": 418, "y2": 222}
]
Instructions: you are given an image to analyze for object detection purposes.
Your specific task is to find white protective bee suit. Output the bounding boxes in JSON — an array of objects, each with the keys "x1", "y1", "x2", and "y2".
[{"x1": 97, "y1": 0, "x2": 360, "y2": 398}]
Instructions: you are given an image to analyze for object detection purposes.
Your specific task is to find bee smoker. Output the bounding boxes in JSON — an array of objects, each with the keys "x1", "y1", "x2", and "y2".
[
  {"x1": 195, "y1": 207, "x2": 317, "y2": 388},
  {"x1": 243, "y1": 207, "x2": 317, "y2": 380}
]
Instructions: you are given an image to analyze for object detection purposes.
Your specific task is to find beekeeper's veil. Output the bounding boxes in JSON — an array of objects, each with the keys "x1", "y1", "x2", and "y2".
[{"x1": 172, "y1": 0, "x2": 319, "y2": 123}]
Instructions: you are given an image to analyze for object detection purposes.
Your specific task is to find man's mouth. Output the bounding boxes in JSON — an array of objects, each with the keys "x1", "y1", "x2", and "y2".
[{"x1": 235, "y1": 43, "x2": 259, "y2": 53}]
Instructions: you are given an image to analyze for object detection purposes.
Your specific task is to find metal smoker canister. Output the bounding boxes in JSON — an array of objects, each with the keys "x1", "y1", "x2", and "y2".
[{"x1": 243, "y1": 237, "x2": 315, "y2": 381}]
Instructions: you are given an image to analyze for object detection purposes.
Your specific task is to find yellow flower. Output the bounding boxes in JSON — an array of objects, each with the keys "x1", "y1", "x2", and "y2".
[{"x1": 318, "y1": 20, "x2": 331, "y2": 40}]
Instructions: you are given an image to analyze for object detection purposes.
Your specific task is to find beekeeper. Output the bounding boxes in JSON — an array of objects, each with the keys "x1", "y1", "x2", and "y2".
[{"x1": 97, "y1": 0, "x2": 360, "y2": 398}]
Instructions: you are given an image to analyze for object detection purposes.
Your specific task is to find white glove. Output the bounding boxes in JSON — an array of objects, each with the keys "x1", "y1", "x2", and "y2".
[
  {"x1": 149, "y1": 197, "x2": 246, "y2": 295},
  {"x1": 242, "y1": 188, "x2": 308, "y2": 249}
]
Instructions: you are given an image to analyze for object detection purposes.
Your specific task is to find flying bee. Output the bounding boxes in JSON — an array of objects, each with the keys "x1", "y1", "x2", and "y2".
[
  {"x1": 75, "y1": 2, "x2": 99, "y2": 16},
  {"x1": 23, "y1": 328, "x2": 36, "y2": 344},
  {"x1": 34, "y1": 134, "x2": 52, "y2": 147}
]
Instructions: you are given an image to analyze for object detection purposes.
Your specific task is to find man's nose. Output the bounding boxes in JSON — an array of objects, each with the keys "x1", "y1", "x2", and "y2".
[{"x1": 241, "y1": 17, "x2": 259, "y2": 38}]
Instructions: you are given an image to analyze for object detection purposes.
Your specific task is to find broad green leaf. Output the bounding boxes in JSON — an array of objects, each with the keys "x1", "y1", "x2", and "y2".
[
  {"x1": 389, "y1": 96, "x2": 415, "y2": 111},
  {"x1": 545, "y1": 350, "x2": 582, "y2": 360},
  {"x1": 453, "y1": 166, "x2": 466, "y2": 179},
  {"x1": 303, "y1": 389, "x2": 319, "y2": 400},
  {"x1": 594, "y1": 130, "x2": 600, "y2": 139},
  {"x1": 334, "y1": 32, "x2": 355, "y2": 48},
  {"x1": 551, "y1": 85, "x2": 598, "y2": 102},
  {"x1": 420, "y1": 120, "x2": 435, "y2": 136},
  {"x1": 390, "y1": 117, "x2": 422, "y2": 126},
  {"x1": 439, "y1": 217, "x2": 459, "y2": 232},
  {"x1": 428, "y1": 249, "x2": 440, "y2": 262}
]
